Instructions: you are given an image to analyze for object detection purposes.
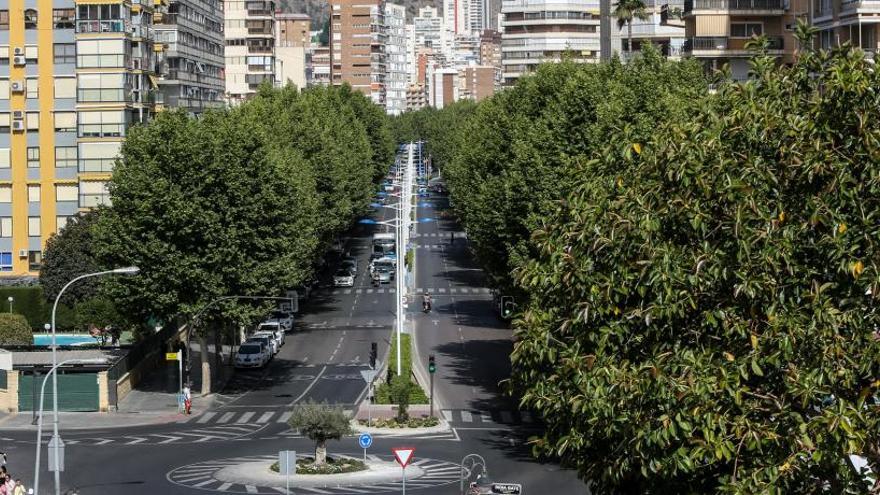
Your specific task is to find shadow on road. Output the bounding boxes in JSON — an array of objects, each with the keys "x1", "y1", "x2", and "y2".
[{"x1": 431, "y1": 338, "x2": 516, "y2": 411}]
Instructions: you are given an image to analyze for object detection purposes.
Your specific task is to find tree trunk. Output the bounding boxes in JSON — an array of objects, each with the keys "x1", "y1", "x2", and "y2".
[
  {"x1": 315, "y1": 440, "x2": 327, "y2": 466},
  {"x1": 627, "y1": 20, "x2": 633, "y2": 56}
]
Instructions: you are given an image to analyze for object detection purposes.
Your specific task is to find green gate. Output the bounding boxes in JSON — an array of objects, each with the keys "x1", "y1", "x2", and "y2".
[{"x1": 18, "y1": 372, "x2": 99, "y2": 412}]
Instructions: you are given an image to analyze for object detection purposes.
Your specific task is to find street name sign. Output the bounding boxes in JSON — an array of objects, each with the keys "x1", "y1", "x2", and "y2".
[
  {"x1": 491, "y1": 483, "x2": 523, "y2": 494},
  {"x1": 165, "y1": 352, "x2": 179, "y2": 361}
]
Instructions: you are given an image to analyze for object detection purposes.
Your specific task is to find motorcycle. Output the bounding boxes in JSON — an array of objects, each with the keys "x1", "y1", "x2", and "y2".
[{"x1": 422, "y1": 298, "x2": 432, "y2": 313}]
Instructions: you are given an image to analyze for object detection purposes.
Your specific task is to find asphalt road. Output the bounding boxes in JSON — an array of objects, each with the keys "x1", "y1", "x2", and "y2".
[{"x1": 0, "y1": 145, "x2": 588, "y2": 494}]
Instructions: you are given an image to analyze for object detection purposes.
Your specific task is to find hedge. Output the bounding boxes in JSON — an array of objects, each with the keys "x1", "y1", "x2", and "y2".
[{"x1": 0, "y1": 286, "x2": 75, "y2": 330}]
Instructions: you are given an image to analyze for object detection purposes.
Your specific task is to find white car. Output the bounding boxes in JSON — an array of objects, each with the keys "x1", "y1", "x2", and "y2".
[
  {"x1": 255, "y1": 324, "x2": 285, "y2": 348},
  {"x1": 334, "y1": 269, "x2": 355, "y2": 287},
  {"x1": 247, "y1": 334, "x2": 277, "y2": 355},
  {"x1": 235, "y1": 343, "x2": 270, "y2": 369},
  {"x1": 264, "y1": 312, "x2": 293, "y2": 333}
]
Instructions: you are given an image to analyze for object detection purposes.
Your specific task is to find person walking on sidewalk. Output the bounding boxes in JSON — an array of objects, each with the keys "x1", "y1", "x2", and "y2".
[{"x1": 183, "y1": 383, "x2": 192, "y2": 415}]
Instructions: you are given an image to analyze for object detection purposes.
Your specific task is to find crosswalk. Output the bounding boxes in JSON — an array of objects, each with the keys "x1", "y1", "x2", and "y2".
[
  {"x1": 412, "y1": 232, "x2": 467, "y2": 238},
  {"x1": 442, "y1": 409, "x2": 538, "y2": 426},
  {"x1": 327, "y1": 286, "x2": 491, "y2": 295}
]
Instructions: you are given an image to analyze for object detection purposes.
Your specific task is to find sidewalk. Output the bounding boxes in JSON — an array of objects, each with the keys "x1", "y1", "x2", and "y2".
[{"x1": 0, "y1": 344, "x2": 232, "y2": 431}]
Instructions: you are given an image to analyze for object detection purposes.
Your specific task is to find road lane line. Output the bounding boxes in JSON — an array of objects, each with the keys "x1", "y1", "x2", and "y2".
[
  {"x1": 288, "y1": 365, "x2": 328, "y2": 406},
  {"x1": 217, "y1": 483, "x2": 232, "y2": 491},
  {"x1": 217, "y1": 412, "x2": 235, "y2": 423},
  {"x1": 256, "y1": 412, "x2": 274, "y2": 423},
  {"x1": 238, "y1": 411, "x2": 255, "y2": 423},
  {"x1": 460, "y1": 410, "x2": 473, "y2": 422},
  {"x1": 480, "y1": 412, "x2": 492, "y2": 423},
  {"x1": 277, "y1": 411, "x2": 292, "y2": 423}
]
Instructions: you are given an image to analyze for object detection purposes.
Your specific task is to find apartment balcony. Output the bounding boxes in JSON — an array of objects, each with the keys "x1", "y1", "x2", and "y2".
[
  {"x1": 79, "y1": 194, "x2": 112, "y2": 208},
  {"x1": 684, "y1": 0, "x2": 787, "y2": 13},
  {"x1": 247, "y1": 45, "x2": 274, "y2": 54},
  {"x1": 660, "y1": 3, "x2": 686, "y2": 25},
  {"x1": 246, "y1": 2, "x2": 275, "y2": 17},
  {"x1": 683, "y1": 36, "x2": 784, "y2": 55},
  {"x1": 76, "y1": 19, "x2": 130, "y2": 34}
]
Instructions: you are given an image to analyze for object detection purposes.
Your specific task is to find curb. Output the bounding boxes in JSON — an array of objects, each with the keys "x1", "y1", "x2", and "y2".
[
  {"x1": 0, "y1": 411, "x2": 188, "y2": 431},
  {"x1": 350, "y1": 418, "x2": 451, "y2": 436}
]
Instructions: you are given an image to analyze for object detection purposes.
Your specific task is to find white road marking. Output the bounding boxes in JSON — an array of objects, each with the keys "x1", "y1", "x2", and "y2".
[
  {"x1": 238, "y1": 411, "x2": 255, "y2": 423},
  {"x1": 245, "y1": 485, "x2": 258, "y2": 493},
  {"x1": 288, "y1": 365, "x2": 328, "y2": 406},
  {"x1": 480, "y1": 412, "x2": 492, "y2": 423},
  {"x1": 256, "y1": 412, "x2": 274, "y2": 423},
  {"x1": 217, "y1": 483, "x2": 232, "y2": 491},
  {"x1": 460, "y1": 410, "x2": 473, "y2": 422},
  {"x1": 217, "y1": 412, "x2": 235, "y2": 423},
  {"x1": 441, "y1": 410, "x2": 452, "y2": 421},
  {"x1": 196, "y1": 412, "x2": 216, "y2": 424},
  {"x1": 277, "y1": 411, "x2": 292, "y2": 423}
]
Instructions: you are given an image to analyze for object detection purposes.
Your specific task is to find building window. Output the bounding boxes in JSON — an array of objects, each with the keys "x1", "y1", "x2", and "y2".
[
  {"x1": 25, "y1": 46, "x2": 38, "y2": 64},
  {"x1": 26, "y1": 78, "x2": 38, "y2": 99},
  {"x1": 55, "y1": 185, "x2": 78, "y2": 202},
  {"x1": 0, "y1": 253, "x2": 11, "y2": 272},
  {"x1": 53, "y1": 8, "x2": 75, "y2": 29},
  {"x1": 54, "y1": 112, "x2": 76, "y2": 132},
  {"x1": 79, "y1": 181, "x2": 111, "y2": 207},
  {"x1": 55, "y1": 147, "x2": 78, "y2": 168},
  {"x1": 0, "y1": 11, "x2": 9, "y2": 30},
  {"x1": 56, "y1": 215, "x2": 73, "y2": 231},
  {"x1": 730, "y1": 23, "x2": 763, "y2": 38},
  {"x1": 26, "y1": 112, "x2": 39, "y2": 131},
  {"x1": 24, "y1": 9, "x2": 38, "y2": 29},
  {"x1": 0, "y1": 218, "x2": 11, "y2": 238},
  {"x1": 0, "y1": 186, "x2": 10, "y2": 203},
  {"x1": 28, "y1": 217, "x2": 41, "y2": 237},
  {"x1": 0, "y1": 80, "x2": 7, "y2": 100},
  {"x1": 53, "y1": 44, "x2": 76, "y2": 64},
  {"x1": 76, "y1": 39, "x2": 127, "y2": 68},
  {"x1": 54, "y1": 78, "x2": 76, "y2": 99},
  {"x1": 78, "y1": 111, "x2": 126, "y2": 138},
  {"x1": 0, "y1": 148, "x2": 8, "y2": 168},
  {"x1": 27, "y1": 184, "x2": 40, "y2": 203},
  {"x1": 77, "y1": 73, "x2": 126, "y2": 102},
  {"x1": 27, "y1": 147, "x2": 40, "y2": 168},
  {"x1": 28, "y1": 251, "x2": 42, "y2": 271},
  {"x1": 0, "y1": 114, "x2": 8, "y2": 133}
]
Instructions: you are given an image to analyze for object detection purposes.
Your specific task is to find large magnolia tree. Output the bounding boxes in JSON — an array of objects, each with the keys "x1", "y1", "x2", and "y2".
[{"x1": 511, "y1": 31, "x2": 880, "y2": 493}]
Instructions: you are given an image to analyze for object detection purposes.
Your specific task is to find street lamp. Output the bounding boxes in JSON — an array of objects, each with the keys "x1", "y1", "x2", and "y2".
[
  {"x1": 46, "y1": 267, "x2": 139, "y2": 495},
  {"x1": 33, "y1": 358, "x2": 108, "y2": 495}
]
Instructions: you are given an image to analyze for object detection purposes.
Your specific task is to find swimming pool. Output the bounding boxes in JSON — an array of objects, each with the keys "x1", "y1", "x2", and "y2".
[{"x1": 32, "y1": 334, "x2": 97, "y2": 346}]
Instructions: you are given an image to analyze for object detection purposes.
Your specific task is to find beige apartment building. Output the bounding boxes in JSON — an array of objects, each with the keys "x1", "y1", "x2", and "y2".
[
  {"x1": 811, "y1": 0, "x2": 879, "y2": 53},
  {"x1": 683, "y1": 0, "x2": 806, "y2": 79},
  {"x1": 329, "y1": 0, "x2": 386, "y2": 105},
  {"x1": 275, "y1": 12, "x2": 309, "y2": 89},
  {"x1": 224, "y1": 0, "x2": 276, "y2": 103},
  {"x1": 459, "y1": 65, "x2": 495, "y2": 101}
]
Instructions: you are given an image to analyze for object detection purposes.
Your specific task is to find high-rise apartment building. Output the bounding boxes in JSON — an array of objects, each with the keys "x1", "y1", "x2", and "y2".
[
  {"x1": 154, "y1": 0, "x2": 226, "y2": 112},
  {"x1": 619, "y1": 1, "x2": 685, "y2": 59},
  {"x1": 329, "y1": 0, "x2": 386, "y2": 105},
  {"x1": 413, "y1": 7, "x2": 444, "y2": 51},
  {"x1": 459, "y1": 65, "x2": 495, "y2": 101},
  {"x1": 807, "y1": 0, "x2": 875, "y2": 54},
  {"x1": 479, "y1": 28, "x2": 502, "y2": 81},
  {"x1": 500, "y1": 0, "x2": 601, "y2": 84},
  {"x1": 428, "y1": 67, "x2": 458, "y2": 107},
  {"x1": 682, "y1": 0, "x2": 803, "y2": 79},
  {"x1": 275, "y1": 12, "x2": 309, "y2": 89},
  {"x1": 0, "y1": 0, "x2": 163, "y2": 277},
  {"x1": 225, "y1": 0, "x2": 276, "y2": 103},
  {"x1": 308, "y1": 44, "x2": 331, "y2": 86},
  {"x1": 384, "y1": 3, "x2": 407, "y2": 115}
]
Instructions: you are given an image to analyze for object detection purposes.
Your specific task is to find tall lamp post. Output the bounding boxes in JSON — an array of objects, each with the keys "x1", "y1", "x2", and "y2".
[
  {"x1": 45, "y1": 267, "x2": 139, "y2": 495},
  {"x1": 33, "y1": 357, "x2": 108, "y2": 495}
]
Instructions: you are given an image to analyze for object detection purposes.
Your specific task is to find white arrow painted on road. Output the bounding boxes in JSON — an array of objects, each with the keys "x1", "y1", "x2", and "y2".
[
  {"x1": 152, "y1": 434, "x2": 182, "y2": 444},
  {"x1": 124, "y1": 436, "x2": 148, "y2": 444},
  {"x1": 93, "y1": 439, "x2": 113, "y2": 445}
]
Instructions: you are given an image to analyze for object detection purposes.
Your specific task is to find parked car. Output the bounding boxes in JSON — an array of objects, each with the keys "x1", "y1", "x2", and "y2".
[
  {"x1": 253, "y1": 329, "x2": 283, "y2": 351},
  {"x1": 342, "y1": 256, "x2": 358, "y2": 277},
  {"x1": 264, "y1": 312, "x2": 293, "y2": 333},
  {"x1": 257, "y1": 321, "x2": 287, "y2": 344},
  {"x1": 247, "y1": 335, "x2": 277, "y2": 356},
  {"x1": 334, "y1": 269, "x2": 355, "y2": 287},
  {"x1": 235, "y1": 343, "x2": 270, "y2": 369}
]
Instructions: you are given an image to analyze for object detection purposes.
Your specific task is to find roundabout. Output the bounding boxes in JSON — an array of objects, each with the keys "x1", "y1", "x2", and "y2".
[{"x1": 166, "y1": 453, "x2": 462, "y2": 494}]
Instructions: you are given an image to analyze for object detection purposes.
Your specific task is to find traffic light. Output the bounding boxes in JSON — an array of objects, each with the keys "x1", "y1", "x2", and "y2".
[
  {"x1": 501, "y1": 296, "x2": 516, "y2": 319},
  {"x1": 370, "y1": 342, "x2": 378, "y2": 369},
  {"x1": 428, "y1": 354, "x2": 436, "y2": 374}
]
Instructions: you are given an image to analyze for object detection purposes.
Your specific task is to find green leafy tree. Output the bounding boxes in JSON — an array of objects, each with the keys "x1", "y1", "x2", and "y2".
[
  {"x1": 39, "y1": 210, "x2": 103, "y2": 305},
  {"x1": 444, "y1": 48, "x2": 707, "y2": 295},
  {"x1": 511, "y1": 30, "x2": 880, "y2": 493},
  {"x1": 288, "y1": 400, "x2": 353, "y2": 466},
  {"x1": 0, "y1": 313, "x2": 32, "y2": 345},
  {"x1": 613, "y1": 0, "x2": 650, "y2": 55},
  {"x1": 390, "y1": 374, "x2": 412, "y2": 422}
]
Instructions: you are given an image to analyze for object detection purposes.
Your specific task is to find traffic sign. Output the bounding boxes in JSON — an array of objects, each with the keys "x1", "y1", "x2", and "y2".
[
  {"x1": 393, "y1": 447, "x2": 415, "y2": 468},
  {"x1": 166, "y1": 352, "x2": 179, "y2": 361},
  {"x1": 360, "y1": 369, "x2": 378, "y2": 384},
  {"x1": 358, "y1": 433, "x2": 373, "y2": 449}
]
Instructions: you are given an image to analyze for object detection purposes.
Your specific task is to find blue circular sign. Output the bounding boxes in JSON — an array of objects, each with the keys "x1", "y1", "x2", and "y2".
[{"x1": 358, "y1": 433, "x2": 373, "y2": 449}]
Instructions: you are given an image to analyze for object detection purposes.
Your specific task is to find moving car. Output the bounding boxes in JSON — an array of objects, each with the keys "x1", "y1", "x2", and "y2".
[
  {"x1": 334, "y1": 269, "x2": 355, "y2": 287},
  {"x1": 370, "y1": 259, "x2": 395, "y2": 278},
  {"x1": 375, "y1": 268, "x2": 392, "y2": 284},
  {"x1": 342, "y1": 256, "x2": 358, "y2": 277},
  {"x1": 235, "y1": 343, "x2": 270, "y2": 369},
  {"x1": 247, "y1": 334, "x2": 277, "y2": 356}
]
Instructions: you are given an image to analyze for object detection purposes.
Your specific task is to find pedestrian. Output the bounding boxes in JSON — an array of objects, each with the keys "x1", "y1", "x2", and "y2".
[
  {"x1": 12, "y1": 479, "x2": 23, "y2": 495},
  {"x1": 3, "y1": 476, "x2": 13, "y2": 494},
  {"x1": 183, "y1": 383, "x2": 192, "y2": 415},
  {"x1": 450, "y1": 231, "x2": 454, "y2": 244}
]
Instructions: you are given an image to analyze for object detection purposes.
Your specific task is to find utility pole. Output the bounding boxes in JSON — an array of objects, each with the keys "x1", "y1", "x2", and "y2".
[{"x1": 600, "y1": 0, "x2": 612, "y2": 61}]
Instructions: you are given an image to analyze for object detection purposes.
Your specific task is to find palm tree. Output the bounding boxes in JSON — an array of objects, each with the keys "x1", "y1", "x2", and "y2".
[{"x1": 613, "y1": 0, "x2": 651, "y2": 57}]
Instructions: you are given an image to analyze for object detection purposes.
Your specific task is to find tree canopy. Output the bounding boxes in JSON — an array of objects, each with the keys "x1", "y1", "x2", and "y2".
[
  {"x1": 39, "y1": 210, "x2": 103, "y2": 305},
  {"x1": 510, "y1": 34, "x2": 880, "y2": 493}
]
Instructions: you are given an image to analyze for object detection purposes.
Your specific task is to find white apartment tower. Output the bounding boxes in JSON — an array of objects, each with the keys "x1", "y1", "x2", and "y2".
[
  {"x1": 224, "y1": 0, "x2": 277, "y2": 103},
  {"x1": 384, "y1": 3, "x2": 408, "y2": 115}
]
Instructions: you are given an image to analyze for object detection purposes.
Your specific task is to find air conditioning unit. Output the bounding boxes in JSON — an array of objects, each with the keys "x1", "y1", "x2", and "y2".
[
  {"x1": 12, "y1": 110, "x2": 24, "y2": 120},
  {"x1": 11, "y1": 120, "x2": 25, "y2": 132},
  {"x1": 10, "y1": 80, "x2": 24, "y2": 93},
  {"x1": 12, "y1": 55, "x2": 26, "y2": 66},
  {"x1": 13, "y1": 47, "x2": 24, "y2": 56},
  {"x1": 18, "y1": 250, "x2": 27, "y2": 258}
]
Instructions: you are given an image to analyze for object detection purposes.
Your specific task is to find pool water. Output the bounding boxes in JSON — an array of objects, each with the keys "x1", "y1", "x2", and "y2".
[{"x1": 32, "y1": 334, "x2": 97, "y2": 346}]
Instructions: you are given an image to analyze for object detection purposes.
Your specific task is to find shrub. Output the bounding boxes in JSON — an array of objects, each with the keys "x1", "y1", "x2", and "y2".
[{"x1": 0, "y1": 313, "x2": 32, "y2": 345}]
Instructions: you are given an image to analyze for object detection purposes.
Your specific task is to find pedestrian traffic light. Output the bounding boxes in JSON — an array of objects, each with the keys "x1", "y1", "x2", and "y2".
[
  {"x1": 428, "y1": 354, "x2": 436, "y2": 373},
  {"x1": 501, "y1": 296, "x2": 516, "y2": 319},
  {"x1": 370, "y1": 342, "x2": 378, "y2": 369}
]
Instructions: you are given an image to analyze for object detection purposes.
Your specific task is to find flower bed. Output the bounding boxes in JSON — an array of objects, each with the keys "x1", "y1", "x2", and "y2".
[
  {"x1": 358, "y1": 416, "x2": 440, "y2": 428},
  {"x1": 270, "y1": 456, "x2": 367, "y2": 475}
]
